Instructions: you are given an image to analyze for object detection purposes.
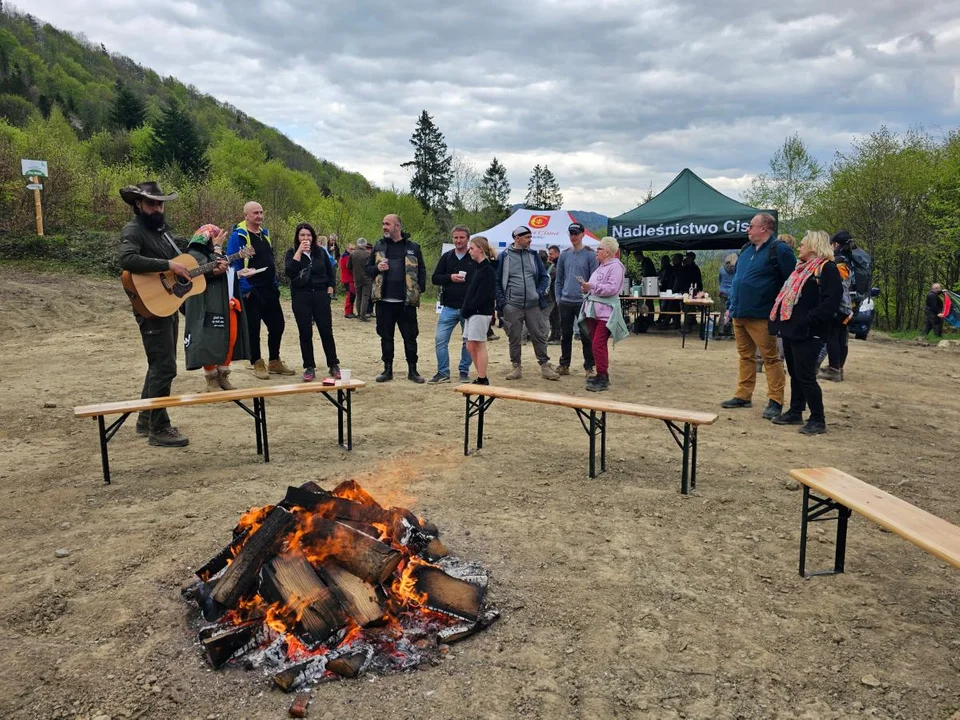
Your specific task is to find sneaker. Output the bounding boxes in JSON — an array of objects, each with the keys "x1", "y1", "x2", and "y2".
[
  {"x1": 557, "y1": 365, "x2": 570, "y2": 376},
  {"x1": 487, "y1": 331, "x2": 499, "y2": 341},
  {"x1": 505, "y1": 364, "x2": 522, "y2": 380},
  {"x1": 471, "y1": 377, "x2": 490, "y2": 385},
  {"x1": 771, "y1": 409, "x2": 804, "y2": 425},
  {"x1": 329, "y1": 365, "x2": 342, "y2": 380},
  {"x1": 762, "y1": 400, "x2": 783, "y2": 420},
  {"x1": 252, "y1": 358, "x2": 270, "y2": 380},
  {"x1": 427, "y1": 373, "x2": 451, "y2": 384},
  {"x1": 720, "y1": 397, "x2": 752, "y2": 409},
  {"x1": 586, "y1": 373, "x2": 609, "y2": 392},
  {"x1": 799, "y1": 419, "x2": 827, "y2": 435},
  {"x1": 819, "y1": 366, "x2": 842, "y2": 382},
  {"x1": 459, "y1": 372, "x2": 471, "y2": 382},
  {"x1": 302, "y1": 368, "x2": 316, "y2": 383},
  {"x1": 540, "y1": 363, "x2": 560, "y2": 381},
  {"x1": 345, "y1": 313, "x2": 357, "y2": 319},
  {"x1": 268, "y1": 358, "x2": 296, "y2": 375},
  {"x1": 148, "y1": 426, "x2": 189, "y2": 448}
]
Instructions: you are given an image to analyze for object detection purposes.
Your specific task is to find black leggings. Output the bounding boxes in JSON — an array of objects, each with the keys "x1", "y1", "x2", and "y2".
[
  {"x1": 826, "y1": 325, "x2": 848, "y2": 368},
  {"x1": 782, "y1": 337, "x2": 825, "y2": 421},
  {"x1": 291, "y1": 291, "x2": 339, "y2": 370}
]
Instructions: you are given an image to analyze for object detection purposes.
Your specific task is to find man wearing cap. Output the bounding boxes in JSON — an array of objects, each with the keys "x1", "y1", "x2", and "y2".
[
  {"x1": 555, "y1": 222, "x2": 598, "y2": 377},
  {"x1": 227, "y1": 201, "x2": 296, "y2": 380},
  {"x1": 350, "y1": 239, "x2": 373, "y2": 321},
  {"x1": 118, "y1": 181, "x2": 197, "y2": 447},
  {"x1": 495, "y1": 226, "x2": 559, "y2": 380}
]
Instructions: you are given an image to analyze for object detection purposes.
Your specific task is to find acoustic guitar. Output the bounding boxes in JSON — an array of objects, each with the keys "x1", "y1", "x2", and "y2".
[{"x1": 121, "y1": 246, "x2": 255, "y2": 318}]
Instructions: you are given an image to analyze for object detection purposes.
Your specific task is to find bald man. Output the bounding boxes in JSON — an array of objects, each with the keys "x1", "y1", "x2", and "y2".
[
  {"x1": 366, "y1": 213, "x2": 427, "y2": 382},
  {"x1": 226, "y1": 200, "x2": 295, "y2": 379}
]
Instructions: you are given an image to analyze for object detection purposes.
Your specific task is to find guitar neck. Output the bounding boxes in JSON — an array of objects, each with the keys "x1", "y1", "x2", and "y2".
[{"x1": 191, "y1": 251, "x2": 246, "y2": 277}]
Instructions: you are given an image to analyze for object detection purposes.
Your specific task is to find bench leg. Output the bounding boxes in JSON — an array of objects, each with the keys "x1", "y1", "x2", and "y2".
[
  {"x1": 337, "y1": 389, "x2": 345, "y2": 446},
  {"x1": 95, "y1": 412, "x2": 131, "y2": 485},
  {"x1": 259, "y1": 397, "x2": 270, "y2": 463},
  {"x1": 463, "y1": 393, "x2": 471, "y2": 456},
  {"x1": 574, "y1": 408, "x2": 606, "y2": 479},
  {"x1": 252, "y1": 398, "x2": 263, "y2": 455},
  {"x1": 799, "y1": 485, "x2": 852, "y2": 577},
  {"x1": 664, "y1": 420, "x2": 696, "y2": 495},
  {"x1": 702, "y1": 307, "x2": 709, "y2": 350},
  {"x1": 463, "y1": 395, "x2": 495, "y2": 456},
  {"x1": 346, "y1": 389, "x2": 353, "y2": 450},
  {"x1": 690, "y1": 425, "x2": 698, "y2": 491},
  {"x1": 589, "y1": 410, "x2": 596, "y2": 478},
  {"x1": 600, "y1": 411, "x2": 607, "y2": 473},
  {"x1": 681, "y1": 423, "x2": 690, "y2": 494}
]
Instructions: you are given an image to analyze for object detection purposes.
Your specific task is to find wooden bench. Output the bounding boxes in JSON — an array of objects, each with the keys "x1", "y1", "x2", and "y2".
[
  {"x1": 74, "y1": 380, "x2": 365, "y2": 484},
  {"x1": 453, "y1": 384, "x2": 718, "y2": 494},
  {"x1": 791, "y1": 467, "x2": 960, "y2": 577}
]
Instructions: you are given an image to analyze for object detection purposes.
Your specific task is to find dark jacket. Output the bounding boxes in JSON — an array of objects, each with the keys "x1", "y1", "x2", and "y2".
[
  {"x1": 926, "y1": 290, "x2": 944, "y2": 317},
  {"x1": 432, "y1": 248, "x2": 477, "y2": 310},
  {"x1": 769, "y1": 261, "x2": 842, "y2": 341},
  {"x1": 350, "y1": 247, "x2": 372, "y2": 287},
  {"x1": 672, "y1": 262, "x2": 703, "y2": 294},
  {"x1": 730, "y1": 235, "x2": 797, "y2": 318},
  {"x1": 460, "y1": 258, "x2": 496, "y2": 318},
  {"x1": 495, "y1": 245, "x2": 550, "y2": 311},
  {"x1": 119, "y1": 215, "x2": 181, "y2": 274},
  {"x1": 285, "y1": 246, "x2": 335, "y2": 294},
  {"x1": 366, "y1": 233, "x2": 427, "y2": 306},
  {"x1": 183, "y1": 241, "x2": 251, "y2": 370},
  {"x1": 660, "y1": 263, "x2": 677, "y2": 293}
]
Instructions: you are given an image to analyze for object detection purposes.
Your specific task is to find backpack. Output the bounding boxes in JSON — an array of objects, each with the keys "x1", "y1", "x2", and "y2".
[
  {"x1": 740, "y1": 238, "x2": 787, "y2": 284},
  {"x1": 849, "y1": 246, "x2": 872, "y2": 302}
]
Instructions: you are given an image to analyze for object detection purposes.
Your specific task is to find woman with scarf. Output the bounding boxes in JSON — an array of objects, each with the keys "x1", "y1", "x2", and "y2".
[
  {"x1": 578, "y1": 237, "x2": 630, "y2": 392},
  {"x1": 768, "y1": 230, "x2": 841, "y2": 435}
]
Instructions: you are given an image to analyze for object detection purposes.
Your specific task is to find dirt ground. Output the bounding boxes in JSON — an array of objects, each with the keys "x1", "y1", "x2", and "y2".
[{"x1": 2, "y1": 267, "x2": 960, "y2": 720}]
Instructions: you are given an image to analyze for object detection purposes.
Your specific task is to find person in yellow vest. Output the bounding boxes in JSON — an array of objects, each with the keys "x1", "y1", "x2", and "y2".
[{"x1": 226, "y1": 201, "x2": 296, "y2": 380}]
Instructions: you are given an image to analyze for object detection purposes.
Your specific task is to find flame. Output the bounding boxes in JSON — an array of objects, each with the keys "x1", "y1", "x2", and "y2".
[
  {"x1": 390, "y1": 557, "x2": 429, "y2": 608},
  {"x1": 234, "y1": 504, "x2": 274, "y2": 536}
]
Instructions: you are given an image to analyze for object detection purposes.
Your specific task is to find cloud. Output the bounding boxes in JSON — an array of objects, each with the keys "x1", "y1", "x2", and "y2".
[{"x1": 23, "y1": 0, "x2": 960, "y2": 215}]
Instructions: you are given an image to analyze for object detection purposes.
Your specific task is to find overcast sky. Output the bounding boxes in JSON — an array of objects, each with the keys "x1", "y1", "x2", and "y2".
[{"x1": 25, "y1": 0, "x2": 960, "y2": 216}]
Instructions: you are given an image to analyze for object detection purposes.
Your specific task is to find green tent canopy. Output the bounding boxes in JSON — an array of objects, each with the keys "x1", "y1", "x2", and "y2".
[{"x1": 607, "y1": 168, "x2": 777, "y2": 251}]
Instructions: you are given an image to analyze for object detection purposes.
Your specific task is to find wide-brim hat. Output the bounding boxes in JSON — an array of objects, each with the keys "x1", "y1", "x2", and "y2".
[{"x1": 120, "y1": 181, "x2": 178, "y2": 206}]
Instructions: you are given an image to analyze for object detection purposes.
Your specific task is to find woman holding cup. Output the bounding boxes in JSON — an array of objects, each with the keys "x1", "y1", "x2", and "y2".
[{"x1": 460, "y1": 236, "x2": 497, "y2": 385}]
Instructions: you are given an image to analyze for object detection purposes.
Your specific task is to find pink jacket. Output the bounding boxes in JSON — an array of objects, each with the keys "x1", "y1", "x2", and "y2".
[{"x1": 585, "y1": 259, "x2": 625, "y2": 320}]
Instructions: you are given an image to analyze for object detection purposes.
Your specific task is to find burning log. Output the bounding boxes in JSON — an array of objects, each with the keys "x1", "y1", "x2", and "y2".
[
  {"x1": 260, "y1": 552, "x2": 347, "y2": 644},
  {"x1": 325, "y1": 645, "x2": 374, "y2": 678},
  {"x1": 195, "y1": 530, "x2": 249, "y2": 582},
  {"x1": 413, "y1": 565, "x2": 485, "y2": 622},
  {"x1": 318, "y1": 563, "x2": 384, "y2": 626},
  {"x1": 273, "y1": 656, "x2": 328, "y2": 692},
  {"x1": 211, "y1": 506, "x2": 295, "y2": 609},
  {"x1": 300, "y1": 518, "x2": 402, "y2": 585},
  {"x1": 200, "y1": 620, "x2": 265, "y2": 668},
  {"x1": 437, "y1": 609, "x2": 501, "y2": 644}
]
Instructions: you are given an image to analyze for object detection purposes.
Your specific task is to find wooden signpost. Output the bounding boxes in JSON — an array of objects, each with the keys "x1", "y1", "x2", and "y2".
[{"x1": 21, "y1": 159, "x2": 47, "y2": 237}]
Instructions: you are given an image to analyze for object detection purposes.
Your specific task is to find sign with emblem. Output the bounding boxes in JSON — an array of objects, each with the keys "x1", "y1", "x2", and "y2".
[{"x1": 528, "y1": 215, "x2": 550, "y2": 229}]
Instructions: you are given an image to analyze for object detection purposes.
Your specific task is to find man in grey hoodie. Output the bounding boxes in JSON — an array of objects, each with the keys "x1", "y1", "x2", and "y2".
[
  {"x1": 555, "y1": 222, "x2": 599, "y2": 377},
  {"x1": 495, "y1": 226, "x2": 560, "y2": 380}
]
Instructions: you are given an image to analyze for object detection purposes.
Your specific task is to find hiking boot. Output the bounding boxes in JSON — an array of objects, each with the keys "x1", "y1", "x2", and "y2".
[
  {"x1": 202, "y1": 370, "x2": 221, "y2": 393},
  {"x1": 217, "y1": 367, "x2": 236, "y2": 391},
  {"x1": 148, "y1": 426, "x2": 189, "y2": 447},
  {"x1": 585, "y1": 367, "x2": 596, "y2": 378},
  {"x1": 329, "y1": 365, "x2": 342, "y2": 380},
  {"x1": 345, "y1": 313, "x2": 357, "y2": 319},
  {"x1": 557, "y1": 365, "x2": 570, "y2": 376},
  {"x1": 359, "y1": 315, "x2": 370, "y2": 322},
  {"x1": 505, "y1": 363, "x2": 522, "y2": 380},
  {"x1": 762, "y1": 400, "x2": 783, "y2": 420},
  {"x1": 540, "y1": 363, "x2": 560, "y2": 381},
  {"x1": 819, "y1": 366, "x2": 842, "y2": 382},
  {"x1": 472, "y1": 377, "x2": 490, "y2": 385},
  {"x1": 427, "y1": 373, "x2": 451, "y2": 384},
  {"x1": 407, "y1": 363, "x2": 425, "y2": 384},
  {"x1": 251, "y1": 359, "x2": 270, "y2": 380},
  {"x1": 459, "y1": 371, "x2": 471, "y2": 382},
  {"x1": 799, "y1": 418, "x2": 827, "y2": 435},
  {"x1": 772, "y1": 409, "x2": 804, "y2": 425},
  {"x1": 302, "y1": 368, "x2": 316, "y2": 383},
  {"x1": 268, "y1": 358, "x2": 296, "y2": 375},
  {"x1": 721, "y1": 397, "x2": 752, "y2": 409},
  {"x1": 586, "y1": 373, "x2": 609, "y2": 392},
  {"x1": 135, "y1": 418, "x2": 150, "y2": 436},
  {"x1": 375, "y1": 363, "x2": 393, "y2": 383}
]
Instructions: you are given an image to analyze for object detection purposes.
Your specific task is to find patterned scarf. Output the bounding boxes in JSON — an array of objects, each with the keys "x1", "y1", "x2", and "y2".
[{"x1": 770, "y1": 257, "x2": 827, "y2": 321}]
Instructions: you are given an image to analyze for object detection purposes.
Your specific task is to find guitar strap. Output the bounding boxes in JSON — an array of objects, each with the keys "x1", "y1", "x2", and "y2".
[{"x1": 162, "y1": 231, "x2": 181, "y2": 257}]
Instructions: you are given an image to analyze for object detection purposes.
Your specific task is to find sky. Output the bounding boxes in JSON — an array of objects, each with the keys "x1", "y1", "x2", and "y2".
[{"x1": 24, "y1": 0, "x2": 960, "y2": 216}]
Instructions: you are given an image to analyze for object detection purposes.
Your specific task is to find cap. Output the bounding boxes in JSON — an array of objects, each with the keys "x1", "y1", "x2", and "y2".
[
  {"x1": 512, "y1": 225, "x2": 532, "y2": 238},
  {"x1": 831, "y1": 230, "x2": 852, "y2": 246},
  {"x1": 568, "y1": 222, "x2": 585, "y2": 234}
]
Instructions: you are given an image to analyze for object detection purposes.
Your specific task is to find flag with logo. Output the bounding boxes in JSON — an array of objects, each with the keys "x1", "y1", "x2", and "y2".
[{"x1": 944, "y1": 290, "x2": 960, "y2": 328}]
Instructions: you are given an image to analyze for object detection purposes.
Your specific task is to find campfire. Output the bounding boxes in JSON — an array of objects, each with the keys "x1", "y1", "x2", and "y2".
[{"x1": 181, "y1": 480, "x2": 499, "y2": 692}]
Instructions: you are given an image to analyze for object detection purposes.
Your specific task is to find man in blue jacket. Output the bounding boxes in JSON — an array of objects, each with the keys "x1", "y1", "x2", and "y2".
[
  {"x1": 495, "y1": 226, "x2": 560, "y2": 381},
  {"x1": 721, "y1": 213, "x2": 796, "y2": 419}
]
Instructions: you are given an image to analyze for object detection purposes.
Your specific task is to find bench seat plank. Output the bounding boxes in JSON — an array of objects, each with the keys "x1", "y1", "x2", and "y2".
[
  {"x1": 75, "y1": 380, "x2": 366, "y2": 418},
  {"x1": 453, "y1": 384, "x2": 717, "y2": 426},
  {"x1": 791, "y1": 467, "x2": 960, "y2": 569}
]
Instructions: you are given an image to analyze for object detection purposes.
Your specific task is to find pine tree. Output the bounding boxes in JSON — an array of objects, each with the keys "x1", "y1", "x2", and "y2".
[
  {"x1": 150, "y1": 101, "x2": 209, "y2": 180},
  {"x1": 401, "y1": 110, "x2": 452, "y2": 213},
  {"x1": 524, "y1": 164, "x2": 544, "y2": 209},
  {"x1": 479, "y1": 157, "x2": 510, "y2": 219},
  {"x1": 541, "y1": 165, "x2": 563, "y2": 210},
  {"x1": 109, "y1": 80, "x2": 147, "y2": 130}
]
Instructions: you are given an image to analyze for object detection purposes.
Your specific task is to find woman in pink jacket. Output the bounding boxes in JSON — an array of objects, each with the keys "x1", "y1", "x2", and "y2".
[{"x1": 579, "y1": 237, "x2": 628, "y2": 391}]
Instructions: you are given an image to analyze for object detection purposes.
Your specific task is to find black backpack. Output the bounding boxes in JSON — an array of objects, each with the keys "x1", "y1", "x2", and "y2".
[{"x1": 849, "y1": 247, "x2": 872, "y2": 301}]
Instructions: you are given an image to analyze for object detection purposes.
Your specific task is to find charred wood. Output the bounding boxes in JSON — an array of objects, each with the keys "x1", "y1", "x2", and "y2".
[
  {"x1": 200, "y1": 620, "x2": 265, "y2": 668},
  {"x1": 300, "y1": 518, "x2": 402, "y2": 584},
  {"x1": 318, "y1": 563, "x2": 384, "y2": 626},
  {"x1": 260, "y1": 552, "x2": 347, "y2": 644},
  {"x1": 413, "y1": 565, "x2": 485, "y2": 622},
  {"x1": 325, "y1": 645, "x2": 373, "y2": 678}
]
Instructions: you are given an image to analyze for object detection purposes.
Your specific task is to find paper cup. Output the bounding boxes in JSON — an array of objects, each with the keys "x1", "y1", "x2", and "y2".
[
  {"x1": 458, "y1": 271, "x2": 467, "y2": 278},
  {"x1": 340, "y1": 368, "x2": 352, "y2": 382}
]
